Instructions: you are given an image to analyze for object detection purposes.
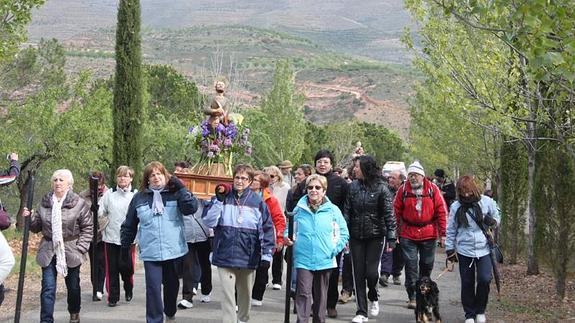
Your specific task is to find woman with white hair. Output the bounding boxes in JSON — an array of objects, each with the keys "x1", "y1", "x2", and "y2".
[{"x1": 23, "y1": 169, "x2": 93, "y2": 323}]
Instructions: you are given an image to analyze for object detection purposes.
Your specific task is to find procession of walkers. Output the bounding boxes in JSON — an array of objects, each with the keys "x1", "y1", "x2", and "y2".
[{"x1": 3, "y1": 147, "x2": 501, "y2": 323}]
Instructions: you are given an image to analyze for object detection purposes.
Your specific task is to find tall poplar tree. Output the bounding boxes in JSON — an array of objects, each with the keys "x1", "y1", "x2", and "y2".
[{"x1": 113, "y1": 0, "x2": 143, "y2": 182}]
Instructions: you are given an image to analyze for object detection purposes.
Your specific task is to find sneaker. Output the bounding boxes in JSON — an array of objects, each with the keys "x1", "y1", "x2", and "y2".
[
  {"x1": 200, "y1": 294, "x2": 211, "y2": 303},
  {"x1": 251, "y1": 299, "x2": 263, "y2": 306},
  {"x1": 378, "y1": 274, "x2": 389, "y2": 287},
  {"x1": 476, "y1": 314, "x2": 486, "y2": 323},
  {"x1": 393, "y1": 276, "x2": 401, "y2": 285},
  {"x1": 69, "y1": 313, "x2": 80, "y2": 323},
  {"x1": 407, "y1": 299, "x2": 416, "y2": 309},
  {"x1": 338, "y1": 290, "x2": 353, "y2": 304},
  {"x1": 125, "y1": 290, "x2": 133, "y2": 302},
  {"x1": 177, "y1": 299, "x2": 194, "y2": 309},
  {"x1": 465, "y1": 319, "x2": 475, "y2": 323},
  {"x1": 272, "y1": 283, "x2": 282, "y2": 290},
  {"x1": 96, "y1": 291, "x2": 103, "y2": 300},
  {"x1": 192, "y1": 287, "x2": 197, "y2": 295},
  {"x1": 327, "y1": 308, "x2": 338, "y2": 318},
  {"x1": 238, "y1": 320, "x2": 247, "y2": 323},
  {"x1": 369, "y1": 301, "x2": 379, "y2": 317},
  {"x1": 351, "y1": 314, "x2": 369, "y2": 323},
  {"x1": 166, "y1": 315, "x2": 176, "y2": 322},
  {"x1": 108, "y1": 301, "x2": 117, "y2": 307}
]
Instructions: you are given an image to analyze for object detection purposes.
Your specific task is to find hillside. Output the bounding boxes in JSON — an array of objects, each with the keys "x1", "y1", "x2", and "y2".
[{"x1": 27, "y1": 0, "x2": 416, "y2": 139}]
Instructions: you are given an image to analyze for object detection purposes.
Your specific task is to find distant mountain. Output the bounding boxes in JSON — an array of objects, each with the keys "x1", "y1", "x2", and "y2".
[
  {"x1": 27, "y1": 0, "x2": 416, "y2": 139},
  {"x1": 29, "y1": 0, "x2": 414, "y2": 64}
]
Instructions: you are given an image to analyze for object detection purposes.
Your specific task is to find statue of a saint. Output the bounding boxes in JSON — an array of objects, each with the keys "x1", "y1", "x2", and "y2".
[{"x1": 204, "y1": 81, "x2": 229, "y2": 126}]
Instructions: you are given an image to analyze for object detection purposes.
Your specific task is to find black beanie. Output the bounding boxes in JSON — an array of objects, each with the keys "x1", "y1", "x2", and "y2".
[{"x1": 434, "y1": 168, "x2": 445, "y2": 178}]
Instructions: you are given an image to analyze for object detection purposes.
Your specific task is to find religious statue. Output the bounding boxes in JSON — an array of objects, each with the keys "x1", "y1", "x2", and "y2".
[{"x1": 204, "y1": 80, "x2": 229, "y2": 127}]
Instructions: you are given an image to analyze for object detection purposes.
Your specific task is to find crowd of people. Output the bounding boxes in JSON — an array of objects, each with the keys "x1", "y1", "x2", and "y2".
[{"x1": 0, "y1": 146, "x2": 501, "y2": 323}]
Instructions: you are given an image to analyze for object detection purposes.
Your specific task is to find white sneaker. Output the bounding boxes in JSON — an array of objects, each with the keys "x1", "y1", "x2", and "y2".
[
  {"x1": 369, "y1": 300, "x2": 379, "y2": 317},
  {"x1": 177, "y1": 299, "x2": 193, "y2": 309},
  {"x1": 96, "y1": 291, "x2": 103, "y2": 300},
  {"x1": 465, "y1": 319, "x2": 475, "y2": 323},
  {"x1": 251, "y1": 299, "x2": 263, "y2": 306},
  {"x1": 192, "y1": 287, "x2": 197, "y2": 295},
  {"x1": 200, "y1": 294, "x2": 211, "y2": 303},
  {"x1": 238, "y1": 320, "x2": 247, "y2": 323},
  {"x1": 272, "y1": 283, "x2": 282, "y2": 290},
  {"x1": 476, "y1": 314, "x2": 486, "y2": 323},
  {"x1": 352, "y1": 314, "x2": 369, "y2": 323}
]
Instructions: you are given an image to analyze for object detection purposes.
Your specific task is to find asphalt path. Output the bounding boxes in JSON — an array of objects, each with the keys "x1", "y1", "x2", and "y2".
[{"x1": 5, "y1": 250, "x2": 466, "y2": 323}]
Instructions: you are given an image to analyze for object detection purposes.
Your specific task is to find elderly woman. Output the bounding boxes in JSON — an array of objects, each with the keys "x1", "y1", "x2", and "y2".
[
  {"x1": 24, "y1": 169, "x2": 92, "y2": 323},
  {"x1": 121, "y1": 161, "x2": 198, "y2": 323},
  {"x1": 285, "y1": 174, "x2": 349, "y2": 323},
  {"x1": 446, "y1": 175, "x2": 499, "y2": 323},
  {"x1": 344, "y1": 155, "x2": 396, "y2": 323},
  {"x1": 250, "y1": 171, "x2": 286, "y2": 306}
]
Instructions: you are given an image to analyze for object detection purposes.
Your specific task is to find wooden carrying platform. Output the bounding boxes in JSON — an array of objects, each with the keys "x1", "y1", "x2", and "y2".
[{"x1": 175, "y1": 172, "x2": 233, "y2": 200}]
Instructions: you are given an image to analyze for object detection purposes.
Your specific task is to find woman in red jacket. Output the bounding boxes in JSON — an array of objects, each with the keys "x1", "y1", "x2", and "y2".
[{"x1": 250, "y1": 171, "x2": 286, "y2": 306}]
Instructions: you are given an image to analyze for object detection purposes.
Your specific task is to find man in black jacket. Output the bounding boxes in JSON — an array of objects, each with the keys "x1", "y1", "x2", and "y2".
[
  {"x1": 433, "y1": 169, "x2": 456, "y2": 208},
  {"x1": 314, "y1": 149, "x2": 349, "y2": 318}
]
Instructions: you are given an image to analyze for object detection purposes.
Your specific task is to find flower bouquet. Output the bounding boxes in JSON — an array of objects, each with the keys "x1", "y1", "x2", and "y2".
[{"x1": 187, "y1": 114, "x2": 252, "y2": 176}]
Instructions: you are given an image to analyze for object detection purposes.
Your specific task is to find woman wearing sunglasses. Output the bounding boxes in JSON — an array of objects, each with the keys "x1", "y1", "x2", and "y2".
[{"x1": 284, "y1": 174, "x2": 349, "y2": 323}]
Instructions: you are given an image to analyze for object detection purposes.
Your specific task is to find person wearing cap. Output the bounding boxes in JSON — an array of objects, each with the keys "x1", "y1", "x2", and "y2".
[
  {"x1": 394, "y1": 161, "x2": 447, "y2": 309},
  {"x1": 433, "y1": 168, "x2": 456, "y2": 208},
  {"x1": 278, "y1": 160, "x2": 295, "y2": 187}
]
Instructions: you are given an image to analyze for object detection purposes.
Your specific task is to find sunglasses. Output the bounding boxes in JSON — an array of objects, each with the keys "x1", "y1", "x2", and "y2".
[{"x1": 307, "y1": 185, "x2": 323, "y2": 191}]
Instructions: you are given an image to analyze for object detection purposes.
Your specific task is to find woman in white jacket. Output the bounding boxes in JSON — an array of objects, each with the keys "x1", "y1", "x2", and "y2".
[{"x1": 0, "y1": 230, "x2": 16, "y2": 305}]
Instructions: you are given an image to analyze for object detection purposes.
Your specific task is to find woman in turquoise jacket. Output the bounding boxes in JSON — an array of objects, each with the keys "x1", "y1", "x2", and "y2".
[{"x1": 284, "y1": 174, "x2": 349, "y2": 323}]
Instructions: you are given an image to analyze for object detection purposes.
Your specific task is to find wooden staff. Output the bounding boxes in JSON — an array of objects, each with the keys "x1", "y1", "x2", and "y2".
[
  {"x1": 89, "y1": 175, "x2": 99, "y2": 301},
  {"x1": 14, "y1": 174, "x2": 35, "y2": 323}
]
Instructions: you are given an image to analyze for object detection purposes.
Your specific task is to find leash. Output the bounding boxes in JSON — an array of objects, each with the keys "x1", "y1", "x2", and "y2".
[{"x1": 436, "y1": 256, "x2": 457, "y2": 280}]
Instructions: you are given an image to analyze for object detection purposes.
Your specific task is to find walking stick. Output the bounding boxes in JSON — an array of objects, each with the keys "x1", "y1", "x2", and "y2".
[
  {"x1": 89, "y1": 175, "x2": 100, "y2": 301},
  {"x1": 14, "y1": 174, "x2": 35, "y2": 323},
  {"x1": 283, "y1": 211, "x2": 294, "y2": 323}
]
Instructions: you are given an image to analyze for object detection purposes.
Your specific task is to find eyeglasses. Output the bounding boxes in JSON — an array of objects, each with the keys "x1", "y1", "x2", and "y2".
[
  {"x1": 307, "y1": 185, "x2": 323, "y2": 191},
  {"x1": 234, "y1": 176, "x2": 250, "y2": 181}
]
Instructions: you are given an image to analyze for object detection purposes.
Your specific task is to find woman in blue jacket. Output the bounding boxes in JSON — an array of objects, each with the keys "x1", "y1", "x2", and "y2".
[
  {"x1": 284, "y1": 174, "x2": 349, "y2": 323},
  {"x1": 121, "y1": 161, "x2": 198, "y2": 323},
  {"x1": 445, "y1": 175, "x2": 499, "y2": 323}
]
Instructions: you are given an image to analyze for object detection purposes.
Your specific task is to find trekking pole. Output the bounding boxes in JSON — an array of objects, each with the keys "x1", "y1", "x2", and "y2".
[
  {"x1": 283, "y1": 211, "x2": 294, "y2": 323},
  {"x1": 14, "y1": 173, "x2": 35, "y2": 323},
  {"x1": 89, "y1": 175, "x2": 100, "y2": 301}
]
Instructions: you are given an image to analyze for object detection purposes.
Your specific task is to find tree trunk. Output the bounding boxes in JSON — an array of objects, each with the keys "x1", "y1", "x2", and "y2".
[{"x1": 525, "y1": 121, "x2": 539, "y2": 275}]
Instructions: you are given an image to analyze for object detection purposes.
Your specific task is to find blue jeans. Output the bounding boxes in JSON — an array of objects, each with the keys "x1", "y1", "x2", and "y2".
[
  {"x1": 144, "y1": 259, "x2": 181, "y2": 323},
  {"x1": 400, "y1": 238, "x2": 436, "y2": 300},
  {"x1": 40, "y1": 258, "x2": 81, "y2": 323},
  {"x1": 458, "y1": 254, "x2": 492, "y2": 319}
]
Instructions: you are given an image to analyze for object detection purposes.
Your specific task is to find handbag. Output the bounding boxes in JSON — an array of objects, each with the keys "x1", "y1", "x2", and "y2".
[{"x1": 0, "y1": 199, "x2": 11, "y2": 230}]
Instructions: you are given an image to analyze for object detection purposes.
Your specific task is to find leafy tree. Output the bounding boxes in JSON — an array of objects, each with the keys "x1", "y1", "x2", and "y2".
[
  {"x1": 359, "y1": 122, "x2": 405, "y2": 165},
  {"x1": 0, "y1": 38, "x2": 66, "y2": 103},
  {"x1": 0, "y1": 0, "x2": 45, "y2": 62},
  {"x1": 145, "y1": 64, "x2": 205, "y2": 121},
  {"x1": 113, "y1": 0, "x2": 144, "y2": 183},
  {"x1": 0, "y1": 74, "x2": 113, "y2": 227},
  {"x1": 244, "y1": 60, "x2": 306, "y2": 167}
]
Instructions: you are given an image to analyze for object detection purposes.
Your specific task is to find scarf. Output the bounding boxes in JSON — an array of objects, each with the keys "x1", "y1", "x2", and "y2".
[
  {"x1": 150, "y1": 187, "x2": 165, "y2": 215},
  {"x1": 308, "y1": 197, "x2": 325, "y2": 213},
  {"x1": 51, "y1": 192, "x2": 68, "y2": 277},
  {"x1": 455, "y1": 195, "x2": 482, "y2": 228}
]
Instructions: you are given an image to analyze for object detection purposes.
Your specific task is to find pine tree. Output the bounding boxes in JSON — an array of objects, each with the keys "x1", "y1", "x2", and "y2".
[{"x1": 113, "y1": 0, "x2": 143, "y2": 183}]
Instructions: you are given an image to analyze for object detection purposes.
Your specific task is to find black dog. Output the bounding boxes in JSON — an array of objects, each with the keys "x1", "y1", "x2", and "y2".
[{"x1": 415, "y1": 276, "x2": 441, "y2": 323}]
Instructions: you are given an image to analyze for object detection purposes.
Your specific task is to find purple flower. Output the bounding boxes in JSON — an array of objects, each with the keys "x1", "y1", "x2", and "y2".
[
  {"x1": 207, "y1": 151, "x2": 214, "y2": 159},
  {"x1": 225, "y1": 122, "x2": 238, "y2": 138},
  {"x1": 216, "y1": 123, "x2": 225, "y2": 134},
  {"x1": 223, "y1": 138, "x2": 233, "y2": 147}
]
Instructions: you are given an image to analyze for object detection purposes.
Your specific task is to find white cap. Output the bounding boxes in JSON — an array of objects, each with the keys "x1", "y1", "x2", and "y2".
[{"x1": 407, "y1": 161, "x2": 425, "y2": 177}]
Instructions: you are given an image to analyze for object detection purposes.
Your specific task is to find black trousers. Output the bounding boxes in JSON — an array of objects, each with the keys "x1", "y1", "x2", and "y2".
[
  {"x1": 391, "y1": 243, "x2": 405, "y2": 277},
  {"x1": 349, "y1": 237, "x2": 385, "y2": 317},
  {"x1": 104, "y1": 243, "x2": 134, "y2": 303},
  {"x1": 251, "y1": 260, "x2": 269, "y2": 301},
  {"x1": 88, "y1": 241, "x2": 105, "y2": 294},
  {"x1": 272, "y1": 247, "x2": 284, "y2": 285},
  {"x1": 194, "y1": 239, "x2": 213, "y2": 295},
  {"x1": 326, "y1": 251, "x2": 343, "y2": 309},
  {"x1": 342, "y1": 252, "x2": 354, "y2": 293}
]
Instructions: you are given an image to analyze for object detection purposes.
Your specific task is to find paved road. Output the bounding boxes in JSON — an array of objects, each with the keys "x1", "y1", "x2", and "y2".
[{"x1": 5, "y1": 251, "x2": 465, "y2": 322}]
